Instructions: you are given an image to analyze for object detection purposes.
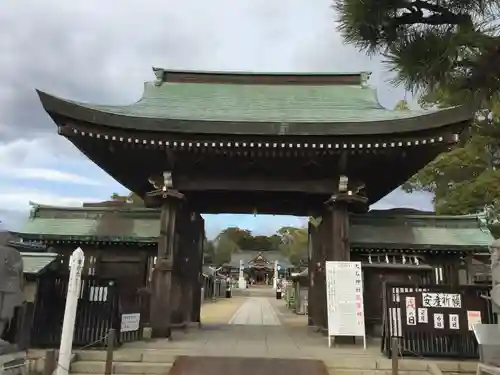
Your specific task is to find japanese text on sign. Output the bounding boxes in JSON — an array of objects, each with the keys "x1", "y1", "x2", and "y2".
[
  {"x1": 422, "y1": 293, "x2": 461, "y2": 308},
  {"x1": 325, "y1": 261, "x2": 365, "y2": 338},
  {"x1": 418, "y1": 308, "x2": 428, "y2": 323},
  {"x1": 449, "y1": 314, "x2": 460, "y2": 330},
  {"x1": 433, "y1": 313, "x2": 444, "y2": 329},
  {"x1": 405, "y1": 297, "x2": 416, "y2": 326},
  {"x1": 121, "y1": 313, "x2": 140, "y2": 332}
]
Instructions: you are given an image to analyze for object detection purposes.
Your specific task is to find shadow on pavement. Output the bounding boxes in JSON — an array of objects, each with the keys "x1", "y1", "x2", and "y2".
[{"x1": 167, "y1": 355, "x2": 329, "y2": 375}]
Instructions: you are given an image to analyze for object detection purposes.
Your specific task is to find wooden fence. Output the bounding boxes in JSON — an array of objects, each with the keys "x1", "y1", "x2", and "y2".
[
  {"x1": 381, "y1": 282, "x2": 495, "y2": 358},
  {"x1": 27, "y1": 275, "x2": 145, "y2": 348}
]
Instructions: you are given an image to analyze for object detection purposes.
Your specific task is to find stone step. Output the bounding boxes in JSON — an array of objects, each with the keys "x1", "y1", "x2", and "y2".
[
  {"x1": 437, "y1": 361, "x2": 478, "y2": 373},
  {"x1": 76, "y1": 350, "x2": 180, "y2": 363},
  {"x1": 70, "y1": 361, "x2": 173, "y2": 374},
  {"x1": 322, "y1": 357, "x2": 429, "y2": 371},
  {"x1": 76, "y1": 351, "x2": 142, "y2": 362},
  {"x1": 328, "y1": 371, "x2": 431, "y2": 375}
]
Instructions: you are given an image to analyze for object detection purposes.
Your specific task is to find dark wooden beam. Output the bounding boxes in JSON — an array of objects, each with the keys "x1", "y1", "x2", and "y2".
[{"x1": 176, "y1": 176, "x2": 336, "y2": 194}]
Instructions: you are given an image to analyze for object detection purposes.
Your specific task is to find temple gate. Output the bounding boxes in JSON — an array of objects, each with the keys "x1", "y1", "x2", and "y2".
[{"x1": 35, "y1": 69, "x2": 474, "y2": 338}]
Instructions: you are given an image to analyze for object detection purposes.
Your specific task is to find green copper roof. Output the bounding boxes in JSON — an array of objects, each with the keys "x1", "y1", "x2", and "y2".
[
  {"x1": 350, "y1": 212, "x2": 493, "y2": 250},
  {"x1": 36, "y1": 69, "x2": 474, "y2": 136},
  {"x1": 82, "y1": 82, "x2": 431, "y2": 123},
  {"x1": 351, "y1": 225, "x2": 492, "y2": 250},
  {"x1": 14, "y1": 203, "x2": 159, "y2": 243},
  {"x1": 13, "y1": 204, "x2": 493, "y2": 250}
]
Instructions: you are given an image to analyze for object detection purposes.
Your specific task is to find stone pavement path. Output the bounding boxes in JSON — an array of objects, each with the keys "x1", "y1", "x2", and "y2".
[
  {"x1": 200, "y1": 296, "x2": 247, "y2": 325},
  {"x1": 123, "y1": 291, "x2": 381, "y2": 361},
  {"x1": 229, "y1": 297, "x2": 281, "y2": 325},
  {"x1": 79, "y1": 291, "x2": 469, "y2": 375}
]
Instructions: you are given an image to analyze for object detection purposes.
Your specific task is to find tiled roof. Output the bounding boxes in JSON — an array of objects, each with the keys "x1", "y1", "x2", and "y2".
[
  {"x1": 13, "y1": 204, "x2": 494, "y2": 251},
  {"x1": 350, "y1": 212, "x2": 493, "y2": 251},
  {"x1": 13, "y1": 203, "x2": 159, "y2": 243},
  {"x1": 36, "y1": 69, "x2": 473, "y2": 136},
  {"x1": 21, "y1": 252, "x2": 59, "y2": 275}
]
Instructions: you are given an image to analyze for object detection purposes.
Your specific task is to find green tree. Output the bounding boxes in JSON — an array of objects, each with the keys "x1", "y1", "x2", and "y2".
[
  {"x1": 110, "y1": 192, "x2": 144, "y2": 206},
  {"x1": 203, "y1": 238, "x2": 216, "y2": 264},
  {"x1": 336, "y1": 0, "x2": 500, "y2": 236},
  {"x1": 334, "y1": 0, "x2": 500, "y2": 104},
  {"x1": 216, "y1": 227, "x2": 254, "y2": 249},
  {"x1": 402, "y1": 103, "x2": 500, "y2": 236},
  {"x1": 250, "y1": 235, "x2": 277, "y2": 251},
  {"x1": 277, "y1": 226, "x2": 308, "y2": 266},
  {"x1": 212, "y1": 236, "x2": 239, "y2": 265}
]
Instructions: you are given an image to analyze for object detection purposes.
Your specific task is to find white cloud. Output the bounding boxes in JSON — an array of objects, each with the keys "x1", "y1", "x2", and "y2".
[
  {"x1": 0, "y1": 167, "x2": 102, "y2": 185},
  {"x1": 0, "y1": 0, "x2": 433, "y2": 233},
  {"x1": 0, "y1": 188, "x2": 99, "y2": 212}
]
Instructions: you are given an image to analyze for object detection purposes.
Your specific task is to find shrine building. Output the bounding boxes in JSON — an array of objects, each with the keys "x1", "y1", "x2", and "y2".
[
  {"x1": 223, "y1": 251, "x2": 294, "y2": 284},
  {"x1": 34, "y1": 68, "x2": 478, "y2": 338},
  {"x1": 11, "y1": 203, "x2": 493, "y2": 336}
]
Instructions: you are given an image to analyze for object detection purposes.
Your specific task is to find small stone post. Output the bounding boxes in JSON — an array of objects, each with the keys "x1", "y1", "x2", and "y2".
[
  {"x1": 273, "y1": 260, "x2": 278, "y2": 289},
  {"x1": 238, "y1": 260, "x2": 246, "y2": 289},
  {"x1": 57, "y1": 248, "x2": 84, "y2": 375}
]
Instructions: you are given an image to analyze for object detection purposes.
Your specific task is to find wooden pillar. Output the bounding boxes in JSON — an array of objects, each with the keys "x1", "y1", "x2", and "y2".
[
  {"x1": 178, "y1": 211, "x2": 192, "y2": 328},
  {"x1": 150, "y1": 189, "x2": 183, "y2": 339},
  {"x1": 318, "y1": 193, "x2": 368, "y2": 336},
  {"x1": 437, "y1": 256, "x2": 461, "y2": 287},
  {"x1": 179, "y1": 212, "x2": 203, "y2": 327},
  {"x1": 325, "y1": 199, "x2": 350, "y2": 262},
  {"x1": 317, "y1": 214, "x2": 330, "y2": 331},
  {"x1": 462, "y1": 255, "x2": 474, "y2": 285},
  {"x1": 308, "y1": 216, "x2": 328, "y2": 331},
  {"x1": 307, "y1": 222, "x2": 315, "y2": 326},
  {"x1": 191, "y1": 218, "x2": 204, "y2": 323},
  {"x1": 308, "y1": 220, "x2": 324, "y2": 328}
]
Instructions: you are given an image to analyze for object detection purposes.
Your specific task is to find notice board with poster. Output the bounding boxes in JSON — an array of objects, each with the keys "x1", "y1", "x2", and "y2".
[
  {"x1": 325, "y1": 261, "x2": 366, "y2": 349},
  {"x1": 401, "y1": 292, "x2": 465, "y2": 333},
  {"x1": 401, "y1": 291, "x2": 483, "y2": 334}
]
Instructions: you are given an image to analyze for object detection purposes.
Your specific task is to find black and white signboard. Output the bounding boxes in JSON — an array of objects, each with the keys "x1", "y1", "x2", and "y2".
[
  {"x1": 325, "y1": 261, "x2": 366, "y2": 349},
  {"x1": 121, "y1": 313, "x2": 141, "y2": 332},
  {"x1": 422, "y1": 293, "x2": 461, "y2": 308},
  {"x1": 401, "y1": 291, "x2": 466, "y2": 333}
]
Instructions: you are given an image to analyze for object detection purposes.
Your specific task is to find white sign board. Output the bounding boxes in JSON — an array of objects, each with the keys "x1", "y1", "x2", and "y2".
[
  {"x1": 405, "y1": 297, "x2": 417, "y2": 325},
  {"x1": 325, "y1": 261, "x2": 366, "y2": 349},
  {"x1": 467, "y1": 310, "x2": 482, "y2": 331},
  {"x1": 422, "y1": 293, "x2": 461, "y2": 308},
  {"x1": 121, "y1": 313, "x2": 141, "y2": 332},
  {"x1": 418, "y1": 308, "x2": 428, "y2": 323}
]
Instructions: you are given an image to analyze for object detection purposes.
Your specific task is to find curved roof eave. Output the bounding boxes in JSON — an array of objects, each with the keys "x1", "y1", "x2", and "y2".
[
  {"x1": 37, "y1": 89, "x2": 475, "y2": 137},
  {"x1": 28, "y1": 201, "x2": 158, "y2": 213}
]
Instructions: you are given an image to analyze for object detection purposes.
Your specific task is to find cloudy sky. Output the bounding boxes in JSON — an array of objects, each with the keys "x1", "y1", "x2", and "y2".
[{"x1": 0, "y1": 0, "x2": 433, "y2": 237}]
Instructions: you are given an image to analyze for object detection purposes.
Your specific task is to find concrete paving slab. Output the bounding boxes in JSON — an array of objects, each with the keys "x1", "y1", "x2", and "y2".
[
  {"x1": 229, "y1": 297, "x2": 281, "y2": 325},
  {"x1": 96, "y1": 292, "x2": 475, "y2": 374},
  {"x1": 201, "y1": 296, "x2": 246, "y2": 325}
]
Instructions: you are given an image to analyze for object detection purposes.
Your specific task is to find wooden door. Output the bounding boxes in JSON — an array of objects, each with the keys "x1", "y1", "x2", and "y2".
[{"x1": 363, "y1": 268, "x2": 430, "y2": 336}]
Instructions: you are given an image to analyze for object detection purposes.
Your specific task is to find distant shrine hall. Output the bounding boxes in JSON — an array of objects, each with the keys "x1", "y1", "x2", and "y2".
[
  {"x1": 224, "y1": 251, "x2": 293, "y2": 284},
  {"x1": 10, "y1": 68, "x2": 492, "y2": 338}
]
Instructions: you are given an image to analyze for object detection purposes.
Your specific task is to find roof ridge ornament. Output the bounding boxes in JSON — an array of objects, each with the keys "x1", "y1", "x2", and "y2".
[
  {"x1": 153, "y1": 67, "x2": 165, "y2": 86},
  {"x1": 360, "y1": 72, "x2": 372, "y2": 88}
]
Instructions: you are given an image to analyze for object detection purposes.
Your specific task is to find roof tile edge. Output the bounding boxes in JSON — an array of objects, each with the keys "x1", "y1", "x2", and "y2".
[{"x1": 152, "y1": 67, "x2": 368, "y2": 86}]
